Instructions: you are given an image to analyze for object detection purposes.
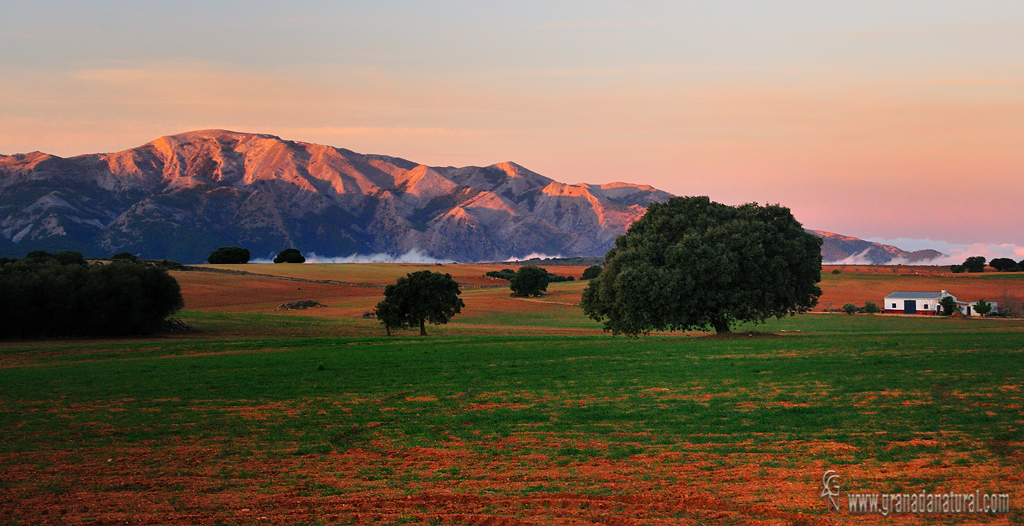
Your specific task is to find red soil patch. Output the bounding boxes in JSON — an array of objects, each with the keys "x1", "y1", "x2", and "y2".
[
  {"x1": 3, "y1": 435, "x2": 1019, "y2": 525},
  {"x1": 173, "y1": 271, "x2": 374, "y2": 312}
]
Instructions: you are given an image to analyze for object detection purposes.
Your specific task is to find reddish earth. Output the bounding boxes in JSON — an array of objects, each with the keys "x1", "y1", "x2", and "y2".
[
  {"x1": 174, "y1": 270, "x2": 378, "y2": 312},
  {"x1": 3, "y1": 435, "x2": 1019, "y2": 525}
]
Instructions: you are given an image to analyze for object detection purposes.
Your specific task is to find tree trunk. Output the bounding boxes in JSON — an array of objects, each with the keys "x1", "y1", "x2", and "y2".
[
  {"x1": 711, "y1": 316, "x2": 731, "y2": 334},
  {"x1": 419, "y1": 319, "x2": 427, "y2": 336},
  {"x1": 385, "y1": 325, "x2": 391, "y2": 336}
]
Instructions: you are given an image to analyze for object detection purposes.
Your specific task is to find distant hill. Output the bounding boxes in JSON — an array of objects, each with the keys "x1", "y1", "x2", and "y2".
[
  {"x1": 0, "y1": 129, "x2": 943, "y2": 264},
  {"x1": 809, "y1": 230, "x2": 944, "y2": 264}
]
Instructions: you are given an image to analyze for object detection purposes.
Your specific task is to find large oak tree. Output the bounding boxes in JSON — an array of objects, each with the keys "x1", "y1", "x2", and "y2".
[{"x1": 581, "y1": 196, "x2": 822, "y2": 335}]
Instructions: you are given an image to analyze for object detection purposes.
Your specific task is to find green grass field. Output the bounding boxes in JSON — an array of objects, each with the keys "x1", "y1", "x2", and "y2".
[{"x1": 2, "y1": 268, "x2": 1023, "y2": 524}]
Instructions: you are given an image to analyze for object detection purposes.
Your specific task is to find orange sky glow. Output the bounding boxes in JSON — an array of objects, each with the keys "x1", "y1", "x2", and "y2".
[{"x1": 1, "y1": 2, "x2": 1022, "y2": 249}]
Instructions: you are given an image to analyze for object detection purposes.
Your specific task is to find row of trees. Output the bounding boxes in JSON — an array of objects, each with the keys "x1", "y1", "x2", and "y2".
[
  {"x1": 0, "y1": 251, "x2": 183, "y2": 338},
  {"x1": 207, "y1": 247, "x2": 306, "y2": 264},
  {"x1": 485, "y1": 265, "x2": 603, "y2": 298},
  {"x1": 951, "y1": 256, "x2": 1024, "y2": 273}
]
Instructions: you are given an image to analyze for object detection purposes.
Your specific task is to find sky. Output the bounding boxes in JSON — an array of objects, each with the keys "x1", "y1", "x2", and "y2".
[{"x1": 2, "y1": 1, "x2": 1023, "y2": 256}]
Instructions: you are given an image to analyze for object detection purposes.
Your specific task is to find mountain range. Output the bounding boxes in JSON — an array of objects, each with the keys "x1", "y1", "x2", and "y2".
[{"x1": 0, "y1": 129, "x2": 941, "y2": 264}]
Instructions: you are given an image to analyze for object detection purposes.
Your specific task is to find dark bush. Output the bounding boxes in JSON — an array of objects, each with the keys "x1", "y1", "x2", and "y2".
[
  {"x1": 56, "y1": 251, "x2": 87, "y2": 267},
  {"x1": 26, "y1": 250, "x2": 53, "y2": 260},
  {"x1": 863, "y1": 301, "x2": 880, "y2": 314},
  {"x1": 207, "y1": 246, "x2": 250, "y2": 264},
  {"x1": 0, "y1": 255, "x2": 183, "y2": 339},
  {"x1": 274, "y1": 248, "x2": 305, "y2": 264},
  {"x1": 582, "y1": 265, "x2": 602, "y2": 280},
  {"x1": 112, "y1": 252, "x2": 139, "y2": 262},
  {"x1": 989, "y1": 258, "x2": 1020, "y2": 272},
  {"x1": 485, "y1": 269, "x2": 517, "y2": 281},
  {"x1": 842, "y1": 303, "x2": 858, "y2": 315},
  {"x1": 546, "y1": 272, "x2": 574, "y2": 283}
]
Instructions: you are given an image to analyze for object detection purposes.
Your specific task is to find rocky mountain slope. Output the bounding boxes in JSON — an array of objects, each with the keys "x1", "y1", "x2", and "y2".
[
  {"x1": 0, "y1": 130, "x2": 673, "y2": 262},
  {"x1": 809, "y1": 230, "x2": 944, "y2": 264}
]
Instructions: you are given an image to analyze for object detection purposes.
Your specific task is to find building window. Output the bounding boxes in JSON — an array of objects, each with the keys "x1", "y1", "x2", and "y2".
[
  {"x1": 891, "y1": 303, "x2": 896, "y2": 308},
  {"x1": 923, "y1": 304, "x2": 928, "y2": 309}
]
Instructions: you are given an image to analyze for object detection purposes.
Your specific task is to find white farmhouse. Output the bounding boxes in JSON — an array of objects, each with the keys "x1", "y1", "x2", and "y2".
[
  {"x1": 883, "y1": 291, "x2": 946, "y2": 315},
  {"x1": 883, "y1": 290, "x2": 996, "y2": 316}
]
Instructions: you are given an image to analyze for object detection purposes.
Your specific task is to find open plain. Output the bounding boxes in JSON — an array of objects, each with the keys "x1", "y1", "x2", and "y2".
[{"x1": 1, "y1": 263, "x2": 1023, "y2": 525}]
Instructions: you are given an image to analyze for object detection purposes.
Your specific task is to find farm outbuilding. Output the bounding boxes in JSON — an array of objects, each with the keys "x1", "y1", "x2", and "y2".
[{"x1": 883, "y1": 290, "x2": 996, "y2": 316}]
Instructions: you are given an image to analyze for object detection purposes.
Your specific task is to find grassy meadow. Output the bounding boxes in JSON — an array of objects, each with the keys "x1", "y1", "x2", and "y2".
[{"x1": 1, "y1": 263, "x2": 1022, "y2": 525}]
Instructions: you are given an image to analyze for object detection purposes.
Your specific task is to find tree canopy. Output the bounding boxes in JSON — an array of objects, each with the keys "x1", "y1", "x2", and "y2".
[
  {"x1": 962, "y1": 256, "x2": 987, "y2": 273},
  {"x1": 989, "y1": 258, "x2": 1020, "y2": 272},
  {"x1": 274, "y1": 248, "x2": 305, "y2": 263},
  {"x1": 0, "y1": 252, "x2": 183, "y2": 338},
  {"x1": 580, "y1": 196, "x2": 822, "y2": 335},
  {"x1": 374, "y1": 271, "x2": 465, "y2": 336},
  {"x1": 581, "y1": 265, "x2": 602, "y2": 280},
  {"x1": 207, "y1": 246, "x2": 250, "y2": 264},
  {"x1": 509, "y1": 265, "x2": 549, "y2": 297}
]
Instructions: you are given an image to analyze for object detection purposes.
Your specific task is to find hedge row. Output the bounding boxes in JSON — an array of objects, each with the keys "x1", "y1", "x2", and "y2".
[{"x1": 0, "y1": 252, "x2": 183, "y2": 338}]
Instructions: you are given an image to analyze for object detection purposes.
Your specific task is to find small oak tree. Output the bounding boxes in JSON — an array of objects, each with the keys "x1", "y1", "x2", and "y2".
[
  {"x1": 207, "y1": 246, "x2": 250, "y2": 264},
  {"x1": 962, "y1": 256, "x2": 986, "y2": 273},
  {"x1": 510, "y1": 265, "x2": 549, "y2": 297},
  {"x1": 581, "y1": 265, "x2": 602, "y2": 280},
  {"x1": 374, "y1": 299, "x2": 403, "y2": 336},
  {"x1": 974, "y1": 299, "x2": 992, "y2": 316},
  {"x1": 940, "y1": 296, "x2": 958, "y2": 316},
  {"x1": 274, "y1": 248, "x2": 305, "y2": 264},
  {"x1": 374, "y1": 271, "x2": 465, "y2": 336}
]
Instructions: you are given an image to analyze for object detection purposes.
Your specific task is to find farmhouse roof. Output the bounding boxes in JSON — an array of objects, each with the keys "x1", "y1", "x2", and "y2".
[{"x1": 884, "y1": 292, "x2": 943, "y2": 299}]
